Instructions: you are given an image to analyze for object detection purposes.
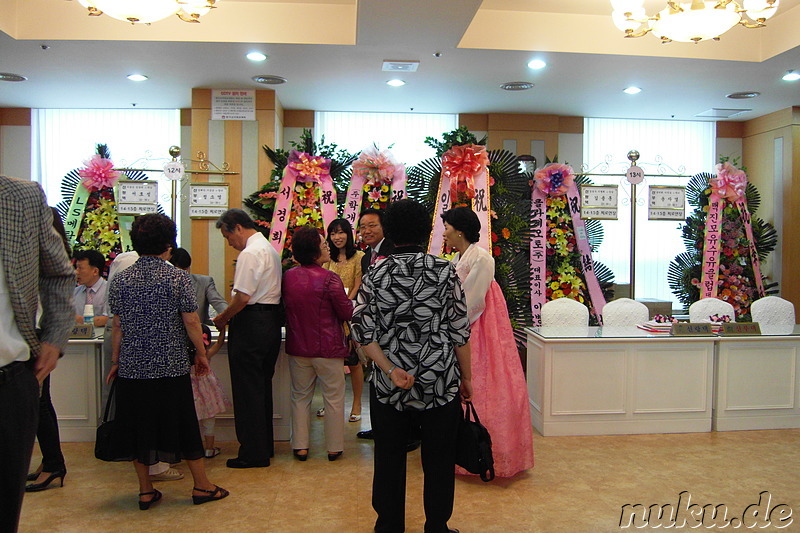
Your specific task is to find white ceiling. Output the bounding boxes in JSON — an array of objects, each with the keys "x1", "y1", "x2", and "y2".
[{"x1": 0, "y1": 0, "x2": 798, "y2": 121}]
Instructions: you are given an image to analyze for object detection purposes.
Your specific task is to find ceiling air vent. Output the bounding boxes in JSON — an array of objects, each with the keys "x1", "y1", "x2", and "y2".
[
  {"x1": 252, "y1": 75, "x2": 287, "y2": 85},
  {"x1": 695, "y1": 108, "x2": 751, "y2": 118},
  {"x1": 500, "y1": 82, "x2": 534, "y2": 91},
  {"x1": 382, "y1": 60, "x2": 419, "y2": 72}
]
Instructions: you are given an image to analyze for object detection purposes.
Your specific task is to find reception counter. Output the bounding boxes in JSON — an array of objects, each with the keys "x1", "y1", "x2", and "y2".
[
  {"x1": 50, "y1": 331, "x2": 291, "y2": 442},
  {"x1": 526, "y1": 325, "x2": 800, "y2": 437}
]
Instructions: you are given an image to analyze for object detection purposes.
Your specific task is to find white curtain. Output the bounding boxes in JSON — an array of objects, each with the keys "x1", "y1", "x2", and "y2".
[
  {"x1": 583, "y1": 118, "x2": 715, "y2": 304},
  {"x1": 314, "y1": 111, "x2": 458, "y2": 166},
  {"x1": 31, "y1": 109, "x2": 180, "y2": 209}
]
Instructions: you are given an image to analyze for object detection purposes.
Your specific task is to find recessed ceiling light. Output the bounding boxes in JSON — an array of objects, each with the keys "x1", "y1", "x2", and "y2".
[
  {"x1": 0, "y1": 72, "x2": 27, "y2": 82},
  {"x1": 246, "y1": 52, "x2": 268, "y2": 62},
  {"x1": 127, "y1": 74, "x2": 148, "y2": 82},
  {"x1": 252, "y1": 75, "x2": 287, "y2": 85},
  {"x1": 782, "y1": 70, "x2": 800, "y2": 81},
  {"x1": 527, "y1": 59, "x2": 546, "y2": 70},
  {"x1": 726, "y1": 91, "x2": 760, "y2": 99},
  {"x1": 386, "y1": 79, "x2": 406, "y2": 87},
  {"x1": 500, "y1": 81, "x2": 534, "y2": 91},
  {"x1": 623, "y1": 86, "x2": 642, "y2": 95}
]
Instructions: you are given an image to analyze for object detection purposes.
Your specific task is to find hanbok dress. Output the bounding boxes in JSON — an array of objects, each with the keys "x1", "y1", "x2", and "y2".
[{"x1": 454, "y1": 243, "x2": 534, "y2": 478}]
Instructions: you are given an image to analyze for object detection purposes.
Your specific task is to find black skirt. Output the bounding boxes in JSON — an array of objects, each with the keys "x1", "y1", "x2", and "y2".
[{"x1": 106, "y1": 374, "x2": 204, "y2": 464}]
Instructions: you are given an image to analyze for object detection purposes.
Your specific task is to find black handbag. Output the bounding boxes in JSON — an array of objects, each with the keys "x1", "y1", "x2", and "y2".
[
  {"x1": 455, "y1": 401, "x2": 495, "y2": 482},
  {"x1": 95, "y1": 379, "x2": 117, "y2": 462}
]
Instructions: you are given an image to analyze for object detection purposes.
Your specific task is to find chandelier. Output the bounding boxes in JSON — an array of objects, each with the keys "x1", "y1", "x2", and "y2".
[
  {"x1": 75, "y1": 0, "x2": 220, "y2": 24},
  {"x1": 611, "y1": 0, "x2": 780, "y2": 43}
]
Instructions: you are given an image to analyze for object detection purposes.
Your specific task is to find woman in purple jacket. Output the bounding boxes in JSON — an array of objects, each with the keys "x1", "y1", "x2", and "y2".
[{"x1": 283, "y1": 226, "x2": 354, "y2": 461}]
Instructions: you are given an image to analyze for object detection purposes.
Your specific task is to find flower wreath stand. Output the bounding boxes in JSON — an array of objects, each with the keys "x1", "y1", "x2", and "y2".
[
  {"x1": 267, "y1": 150, "x2": 339, "y2": 253},
  {"x1": 56, "y1": 144, "x2": 149, "y2": 269},
  {"x1": 668, "y1": 161, "x2": 778, "y2": 320},
  {"x1": 343, "y1": 146, "x2": 407, "y2": 228},
  {"x1": 529, "y1": 163, "x2": 607, "y2": 326}
]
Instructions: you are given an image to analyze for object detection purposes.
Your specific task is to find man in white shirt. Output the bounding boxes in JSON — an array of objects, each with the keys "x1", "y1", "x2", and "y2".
[
  {"x1": 72, "y1": 249, "x2": 109, "y2": 327},
  {"x1": 0, "y1": 176, "x2": 73, "y2": 533},
  {"x1": 214, "y1": 209, "x2": 282, "y2": 469}
]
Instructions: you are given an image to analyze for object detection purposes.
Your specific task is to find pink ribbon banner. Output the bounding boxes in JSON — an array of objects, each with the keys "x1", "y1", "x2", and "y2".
[
  {"x1": 529, "y1": 182, "x2": 606, "y2": 326},
  {"x1": 429, "y1": 144, "x2": 491, "y2": 255},
  {"x1": 268, "y1": 150, "x2": 337, "y2": 253},
  {"x1": 701, "y1": 163, "x2": 763, "y2": 300},
  {"x1": 344, "y1": 147, "x2": 406, "y2": 231}
]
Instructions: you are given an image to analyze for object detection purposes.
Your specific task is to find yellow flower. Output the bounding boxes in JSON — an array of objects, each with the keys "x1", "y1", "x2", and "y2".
[
  {"x1": 381, "y1": 185, "x2": 389, "y2": 192},
  {"x1": 363, "y1": 184, "x2": 371, "y2": 192},
  {"x1": 310, "y1": 211, "x2": 322, "y2": 221},
  {"x1": 296, "y1": 215, "x2": 309, "y2": 226}
]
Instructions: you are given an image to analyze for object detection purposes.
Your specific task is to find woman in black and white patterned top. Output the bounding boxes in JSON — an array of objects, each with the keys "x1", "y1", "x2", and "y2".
[
  {"x1": 106, "y1": 214, "x2": 228, "y2": 510},
  {"x1": 352, "y1": 199, "x2": 472, "y2": 533}
]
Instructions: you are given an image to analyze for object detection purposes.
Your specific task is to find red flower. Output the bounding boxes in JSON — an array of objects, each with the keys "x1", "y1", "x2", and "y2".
[
  {"x1": 491, "y1": 232, "x2": 499, "y2": 243},
  {"x1": 492, "y1": 246, "x2": 501, "y2": 257}
]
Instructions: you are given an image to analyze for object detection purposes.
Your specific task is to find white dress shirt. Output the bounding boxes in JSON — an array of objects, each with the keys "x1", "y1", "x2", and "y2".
[
  {"x1": 73, "y1": 276, "x2": 109, "y2": 317},
  {"x1": 233, "y1": 232, "x2": 282, "y2": 304},
  {"x1": 0, "y1": 257, "x2": 30, "y2": 366}
]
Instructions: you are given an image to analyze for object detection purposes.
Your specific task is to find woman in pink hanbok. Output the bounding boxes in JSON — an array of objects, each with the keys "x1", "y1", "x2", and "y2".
[{"x1": 442, "y1": 206, "x2": 534, "y2": 478}]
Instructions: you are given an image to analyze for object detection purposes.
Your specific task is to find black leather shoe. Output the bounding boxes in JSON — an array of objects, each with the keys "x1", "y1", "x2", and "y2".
[
  {"x1": 226, "y1": 457, "x2": 269, "y2": 469},
  {"x1": 406, "y1": 439, "x2": 421, "y2": 452},
  {"x1": 357, "y1": 429, "x2": 375, "y2": 439}
]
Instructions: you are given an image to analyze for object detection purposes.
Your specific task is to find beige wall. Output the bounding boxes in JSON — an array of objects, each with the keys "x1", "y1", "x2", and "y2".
[{"x1": 742, "y1": 107, "x2": 800, "y2": 309}]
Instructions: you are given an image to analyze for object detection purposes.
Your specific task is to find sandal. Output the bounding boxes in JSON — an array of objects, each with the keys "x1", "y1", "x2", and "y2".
[
  {"x1": 192, "y1": 485, "x2": 230, "y2": 505},
  {"x1": 205, "y1": 447, "x2": 221, "y2": 458},
  {"x1": 349, "y1": 414, "x2": 361, "y2": 422},
  {"x1": 139, "y1": 489, "x2": 162, "y2": 511}
]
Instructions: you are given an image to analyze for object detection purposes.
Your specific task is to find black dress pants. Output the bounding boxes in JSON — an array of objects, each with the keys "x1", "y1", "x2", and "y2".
[
  {"x1": 228, "y1": 304, "x2": 282, "y2": 462},
  {"x1": 36, "y1": 375, "x2": 66, "y2": 472},
  {"x1": 0, "y1": 362, "x2": 39, "y2": 533},
  {"x1": 370, "y1": 385, "x2": 461, "y2": 533}
]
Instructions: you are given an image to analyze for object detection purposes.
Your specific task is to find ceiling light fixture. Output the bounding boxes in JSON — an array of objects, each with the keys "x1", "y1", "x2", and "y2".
[
  {"x1": 0, "y1": 72, "x2": 27, "y2": 82},
  {"x1": 246, "y1": 52, "x2": 268, "y2": 62},
  {"x1": 500, "y1": 82, "x2": 534, "y2": 91},
  {"x1": 611, "y1": 0, "x2": 780, "y2": 43},
  {"x1": 726, "y1": 91, "x2": 760, "y2": 99},
  {"x1": 252, "y1": 75, "x2": 287, "y2": 85},
  {"x1": 782, "y1": 70, "x2": 800, "y2": 81},
  {"x1": 386, "y1": 79, "x2": 406, "y2": 87},
  {"x1": 623, "y1": 86, "x2": 642, "y2": 94},
  {"x1": 127, "y1": 74, "x2": 148, "y2": 82},
  {"x1": 75, "y1": 0, "x2": 220, "y2": 24},
  {"x1": 527, "y1": 59, "x2": 547, "y2": 70}
]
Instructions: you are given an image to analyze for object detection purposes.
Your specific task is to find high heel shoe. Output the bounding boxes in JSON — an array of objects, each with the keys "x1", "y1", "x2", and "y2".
[
  {"x1": 138, "y1": 489, "x2": 162, "y2": 510},
  {"x1": 327, "y1": 451, "x2": 343, "y2": 462},
  {"x1": 293, "y1": 449, "x2": 309, "y2": 461},
  {"x1": 25, "y1": 469, "x2": 66, "y2": 492}
]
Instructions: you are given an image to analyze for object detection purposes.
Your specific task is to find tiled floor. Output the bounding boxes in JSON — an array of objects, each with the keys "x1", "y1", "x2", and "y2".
[{"x1": 19, "y1": 394, "x2": 800, "y2": 533}]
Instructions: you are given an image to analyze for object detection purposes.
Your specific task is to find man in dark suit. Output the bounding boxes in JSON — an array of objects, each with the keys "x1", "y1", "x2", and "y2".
[
  {"x1": 359, "y1": 208, "x2": 395, "y2": 275},
  {"x1": 0, "y1": 176, "x2": 74, "y2": 533},
  {"x1": 170, "y1": 248, "x2": 229, "y2": 325}
]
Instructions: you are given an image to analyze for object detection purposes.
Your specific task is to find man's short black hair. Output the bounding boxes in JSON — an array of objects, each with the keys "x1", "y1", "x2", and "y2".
[
  {"x1": 216, "y1": 208, "x2": 256, "y2": 233},
  {"x1": 359, "y1": 208, "x2": 384, "y2": 226},
  {"x1": 73, "y1": 249, "x2": 106, "y2": 273},
  {"x1": 170, "y1": 247, "x2": 192, "y2": 269}
]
